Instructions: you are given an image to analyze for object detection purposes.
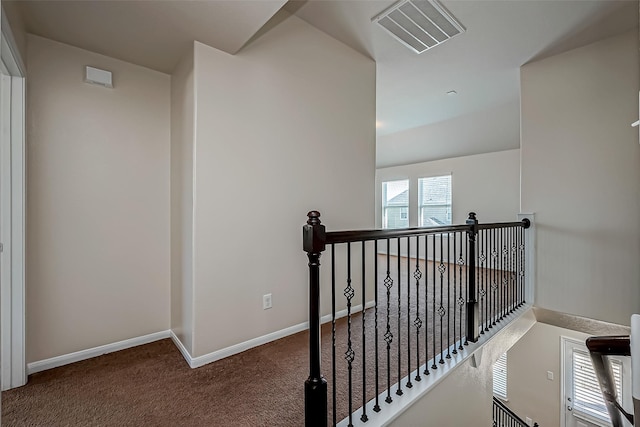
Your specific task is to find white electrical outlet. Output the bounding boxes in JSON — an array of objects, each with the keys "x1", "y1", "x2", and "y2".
[
  {"x1": 547, "y1": 371, "x2": 554, "y2": 380},
  {"x1": 263, "y1": 293, "x2": 272, "y2": 310},
  {"x1": 525, "y1": 417, "x2": 533, "y2": 426}
]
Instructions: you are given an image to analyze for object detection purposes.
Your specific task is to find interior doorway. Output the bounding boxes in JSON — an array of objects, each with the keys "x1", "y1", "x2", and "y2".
[{"x1": 0, "y1": 9, "x2": 26, "y2": 391}]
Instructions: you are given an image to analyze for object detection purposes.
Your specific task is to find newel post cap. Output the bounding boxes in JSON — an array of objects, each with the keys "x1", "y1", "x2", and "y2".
[{"x1": 303, "y1": 211, "x2": 326, "y2": 253}]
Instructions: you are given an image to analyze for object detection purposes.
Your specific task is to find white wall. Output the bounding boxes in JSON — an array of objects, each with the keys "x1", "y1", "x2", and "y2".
[
  {"x1": 376, "y1": 149, "x2": 521, "y2": 228},
  {"x1": 170, "y1": 49, "x2": 195, "y2": 354},
  {"x1": 521, "y1": 30, "x2": 640, "y2": 326},
  {"x1": 504, "y1": 322, "x2": 590, "y2": 427},
  {"x1": 26, "y1": 35, "x2": 171, "y2": 362},
  {"x1": 190, "y1": 13, "x2": 376, "y2": 357}
]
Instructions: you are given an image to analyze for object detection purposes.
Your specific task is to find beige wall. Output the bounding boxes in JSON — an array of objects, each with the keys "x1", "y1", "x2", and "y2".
[
  {"x1": 376, "y1": 149, "x2": 521, "y2": 227},
  {"x1": 3, "y1": 2, "x2": 27, "y2": 66},
  {"x1": 26, "y1": 35, "x2": 171, "y2": 362},
  {"x1": 170, "y1": 49, "x2": 195, "y2": 354},
  {"x1": 190, "y1": 13, "x2": 376, "y2": 357},
  {"x1": 505, "y1": 322, "x2": 589, "y2": 427},
  {"x1": 521, "y1": 30, "x2": 640, "y2": 326}
]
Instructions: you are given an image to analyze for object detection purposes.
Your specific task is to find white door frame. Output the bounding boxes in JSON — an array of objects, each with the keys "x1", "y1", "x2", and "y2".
[{"x1": 0, "y1": 7, "x2": 26, "y2": 391}]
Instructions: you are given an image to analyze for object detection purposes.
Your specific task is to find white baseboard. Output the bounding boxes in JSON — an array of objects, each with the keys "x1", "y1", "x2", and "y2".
[
  {"x1": 26, "y1": 301, "x2": 378, "y2": 374},
  {"x1": 185, "y1": 300, "x2": 376, "y2": 369},
  {"x1": 26, "y1": 330, "x2": 171, "y2": 375}
]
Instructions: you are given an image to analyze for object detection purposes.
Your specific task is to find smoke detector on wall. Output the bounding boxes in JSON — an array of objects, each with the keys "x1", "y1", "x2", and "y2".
[{"x1": 373, "y1": 0, "x2": 465, "y2": 54}]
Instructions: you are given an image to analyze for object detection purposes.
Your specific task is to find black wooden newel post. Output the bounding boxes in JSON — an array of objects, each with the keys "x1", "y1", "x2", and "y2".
[
  {"x1": 303, "y1": 211, "x2": 328, "y2": 427},
  {"x1": 466, "y1": 212, "x2": 479, "y2": 343}
]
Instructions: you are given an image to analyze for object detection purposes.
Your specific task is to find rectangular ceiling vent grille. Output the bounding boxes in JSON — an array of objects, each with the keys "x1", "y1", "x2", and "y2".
[{"x1": 373, "y1": 0, "x2": 465, "y2": 54}]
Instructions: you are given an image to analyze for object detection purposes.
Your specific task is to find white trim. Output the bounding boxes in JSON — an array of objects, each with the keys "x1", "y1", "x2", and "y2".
[
  {"x1": 182, "y1": 301, "x2": 376, "y2": 369},
  {"x1": 0, "y1": 8, "x2": 25, "y2": 77},
  {"x1": 170, "y1": 330, "x2": 193, "y2": 366},
  {"x1": 26, "y1": 331, "x2": 171, "y2": 375},
  {"x1": 0, "y1": 6, "x2": 26, "y2": 391}
]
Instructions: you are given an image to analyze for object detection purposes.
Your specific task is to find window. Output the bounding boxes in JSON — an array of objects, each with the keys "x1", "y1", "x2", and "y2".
[
  {"x1": 563, "y1": 338, "x2": 631, "y2": 427},
  {"x1": 572, "y1": 348, "x2": 622, "y2": 424},
  {"x1": 418, "y1": 175, "x2": 452, "y2": 226},
  {"x1": 493, "y1": 352, "x2": 507, "y2": 399},
  {"x1": 382, "y1": 180, "x2": 409, "y2": 229}
]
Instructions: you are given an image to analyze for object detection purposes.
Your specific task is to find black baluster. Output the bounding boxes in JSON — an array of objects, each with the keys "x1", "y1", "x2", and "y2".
[
  {"x1": 432, "y1": 234, "x2": 437, "y2": 369},
  {"x1": 384, "y1": 239, "x2": 393, "y2": 404},
  {"x1": 414, "y1": 236, "x2": 422, "y2": 380},
  {"x1": 345, "y1": 242, "x2": 354, "y2": 427},
  {"x1": 438, "y1": 234, "x2": 445, "y2": 364},
  {"x1": 452, "y1": 233, "x2": 458, "y2": 355},
  {"x1": 360, "y1": 242, "x2": 368, "y2": 423},
  {"x1": 303, "y1": 211, "x2": 327, "y2": 427},
  {"x1": 373, "y1": 240, "x2": 380, "y2": 413},
  {"x1": 406, "y1": 237, "x2": 412, "y2": 389},
  {"x1": 424, "y1": 234, "x2": 430, "y2": 376},
  {"x1": 446, "y1": 233, "x2": 451, "y2": 359},
  {"x1": 331, "y1": 245, "x2": 336, "y2": 427},
  {"x1": 458, "y1": 232, "x2": 464, "y2": 350},
  {"x1": 396, "y1": 238, "x2": 403, "y2": 396},
  {"x1": 479, "y1": 229, "x2": 486, "y2": 334},
  {"x1": 491, "y1": 229, "x2": 496, "y2": 327}
]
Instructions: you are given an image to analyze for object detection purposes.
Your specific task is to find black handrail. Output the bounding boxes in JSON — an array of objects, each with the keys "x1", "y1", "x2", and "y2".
[
  {"x1": 493, "y1": 396, "x2": 537, "y2": 427},
  {"x1": 585, "y1": 336, "x2": 634, "y2": 427},
  {"x1": 303, "y1": 211, "x2": 531, "y2": 427}
]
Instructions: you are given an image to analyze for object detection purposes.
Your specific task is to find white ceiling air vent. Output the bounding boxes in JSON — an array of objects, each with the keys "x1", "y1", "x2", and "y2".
[{"x1": 373, "y1": 0, "x2": 465, "y2": 54}]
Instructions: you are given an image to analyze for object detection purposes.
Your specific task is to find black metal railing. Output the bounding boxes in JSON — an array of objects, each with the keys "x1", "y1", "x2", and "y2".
[
  {"x1": 493, "y1": 396, "x2": 538, "y2": 427},
  {"x1": 586, "y1": 335, "x2": 634, "y2": 427},
  {"x1": 303, "y1": 211, "x2": 531, "y2": 427}
]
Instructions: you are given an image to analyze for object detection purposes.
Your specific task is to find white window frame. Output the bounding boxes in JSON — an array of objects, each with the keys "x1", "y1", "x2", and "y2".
[
  {"x1": 493, "y1": 352, "x2": 508, "y2": 400},
  {"x1": 418, "y1": 174, "x2": 452, "y2": 227},
  {"x1": 381, "y1": 179, "x2": 409, "y2": 229}
]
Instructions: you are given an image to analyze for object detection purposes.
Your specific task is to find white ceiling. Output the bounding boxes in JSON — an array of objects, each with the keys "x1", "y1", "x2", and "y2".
[{"x1": 9, "y1": 0, "x2": 639, "y2": 166}]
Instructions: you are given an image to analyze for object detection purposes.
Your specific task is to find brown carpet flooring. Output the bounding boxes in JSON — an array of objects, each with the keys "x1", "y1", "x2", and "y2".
[{"x1": 2, "y1": 256, "x2": 516, "y2": 426}]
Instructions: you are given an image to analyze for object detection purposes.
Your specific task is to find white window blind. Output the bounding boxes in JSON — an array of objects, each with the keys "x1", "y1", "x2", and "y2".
[
  {"x1": 493, "y1": 352, "x2": 507, "y2": 399},
  {"x1": 382, "y1": 180, "x2": 409, "y2": 229},
  {"x1": 572, "y1": 349, "x2": 622, "y2": 423},
  {"x1": 418, "y1": 175, "x2": 451, "y2": 226}
]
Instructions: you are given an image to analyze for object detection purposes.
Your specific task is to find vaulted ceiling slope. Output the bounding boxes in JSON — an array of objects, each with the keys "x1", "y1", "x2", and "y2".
[
  {"x1": 8, "y1": 0, "x2": 639, "y2": 167},
  {"x1": 12, "y1": 0, "x2": 288, "y2": 74}
]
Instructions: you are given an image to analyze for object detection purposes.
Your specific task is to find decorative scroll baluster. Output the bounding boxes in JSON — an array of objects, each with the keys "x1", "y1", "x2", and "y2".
[
  {"x1": 406, "y1": 237, "x2": 412, "y2": 389},
  {"x1": 345, "y1": 243, "x2": 355, "y2": 427},
  {"x1": 414, "y1": 236, "x2": 422, "y2": 380},
  {"x1": 446, "y1": 233, "x2": 451, "y2": 359},
  {"x1": 431, "y1": 235, "x2": 437, "y2": 369},
  {"x1": 452, "y1": 233, "x2": 458, "y2": 355},
  {"x1": 457, "y1": 233, "x2": 465, "y2": 350},
  {"x1": 383, "y1": 240, "x2": 393, "y2": 404},
  {"x1": 396, "y1": 238, "x2": 403, "y2": 396},
  {"x1": 438, "y1": 234, "x2": 446, "y2": 364},
  {"x1": 491, "y1": 230, "x2": 498, "y2": 326},
  {"x1": 501, "y1": 229, "x2": 507, "y2": 321},
  {"x1": 360, "y1": 242, "x2": 368, "y2": 423}
]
